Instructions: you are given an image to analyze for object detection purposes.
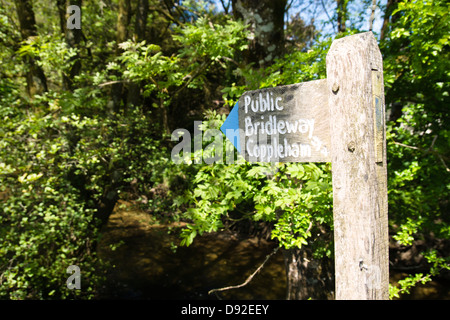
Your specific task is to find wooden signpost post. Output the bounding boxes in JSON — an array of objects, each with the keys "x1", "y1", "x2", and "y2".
[{"x1": 221, "y1": 32, "x2": 389, "y2": 299}]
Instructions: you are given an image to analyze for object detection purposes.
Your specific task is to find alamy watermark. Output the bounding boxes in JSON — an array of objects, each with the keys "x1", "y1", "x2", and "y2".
[
  {"x1": 171, "y1": 121, "x2": 241, "y2": 165},
  {"x1": 66, "y1": 265, "x2": 81, "y2": 290},
  {"x1": 67, "y1": 5, "x2": 81, "y2": 30},
  {"x1": 170, "y1": 121, "x2": 321, "y2": 165}
]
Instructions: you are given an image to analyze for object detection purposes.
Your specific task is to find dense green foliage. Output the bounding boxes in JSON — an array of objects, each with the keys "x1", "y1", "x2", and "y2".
[
  {"x1": 381, "y1": 0, "x2": 450, "y2": 298},
  {"x1": 0, "y1": 0, "x2": 449, "y2": 299},
  {"x1": 178, "y1": 37, "x2": 336, "y2": 256}
]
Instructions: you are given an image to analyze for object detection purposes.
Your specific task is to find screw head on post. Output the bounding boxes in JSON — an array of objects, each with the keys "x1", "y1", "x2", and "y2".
[
  {"x1": 347, "y1": 141, "x2": 356, "y2": 153},
  {"x1": 332, "y1": 83, "x2": 339, "y2": 94}
]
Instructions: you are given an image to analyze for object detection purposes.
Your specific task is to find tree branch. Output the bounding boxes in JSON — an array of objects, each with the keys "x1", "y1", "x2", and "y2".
[
  {"x1": 173, "y1": 61, "x2": 212, "y2": 97},
  {"x1": 391, "y1": 138, "x2": 450, "y2": 172},
  {"x1": 369, "y1": 0, "x2": 377, "y2": 31},
  {"x1": 392, "y1": 141, "x2": 419, "y2": 150},
  {"x1": 149, "y1": 6, "x2": 184, "y2": 27},
  {"x1": 208, "y1": 246, "x2": 280, "y2": 298},
  {"x1": 320, "y1": 0, "x2": 336, "y2": 33},
  {"x1": 98, "y1": 80, "x2": 128, "y2": 87},
  {"x1": 219, "y1": 0, "x2": 230, "y2": 15}
]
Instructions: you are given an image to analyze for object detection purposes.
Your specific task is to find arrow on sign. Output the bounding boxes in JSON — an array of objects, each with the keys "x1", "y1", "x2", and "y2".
[
  {"x1": 220, "y1": 101, "x2": 240, "y2": 153},
  {"x1": 220, "y1": 79, "x2": 331, "y2": 163}
]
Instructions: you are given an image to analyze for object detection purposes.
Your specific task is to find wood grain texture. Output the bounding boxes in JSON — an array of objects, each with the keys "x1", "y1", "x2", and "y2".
[
  {"x1": 238, "y1": 79, "x2": 331, "y2": 163},
  {"x1": 326, "y1": 32, "x2": 389, "y2": 300}
]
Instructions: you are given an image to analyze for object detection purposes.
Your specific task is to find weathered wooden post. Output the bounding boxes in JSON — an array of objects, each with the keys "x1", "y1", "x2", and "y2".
[{"x1": 326, "y1": 32, "x2": 389, "y2": 299}]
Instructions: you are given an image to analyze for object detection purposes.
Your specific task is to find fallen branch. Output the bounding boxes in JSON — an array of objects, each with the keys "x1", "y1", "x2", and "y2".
[
  {"x1": 392, "y1": 138, "x2": 450, "y2": 172},
  {"x1": 98, "y1": 80, "x2": 127, "y2": 87},
  {"x1": 392, "y1": 141, "x2": 419, "y2": 151},
  {"x1": 208, "y1": 246, "x2": 280, "y2": 297}
]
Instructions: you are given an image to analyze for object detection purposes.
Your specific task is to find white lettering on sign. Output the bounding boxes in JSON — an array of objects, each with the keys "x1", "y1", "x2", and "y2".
[
  {"x1": 246, "y1": 137, "x2": 315, "y2": 162},
  {"x1": 244, "y1": 115, "x2": 315, "y2": 138},
  {"x1": 244, "y1": 92, "x2": 283, "y2": 113}
]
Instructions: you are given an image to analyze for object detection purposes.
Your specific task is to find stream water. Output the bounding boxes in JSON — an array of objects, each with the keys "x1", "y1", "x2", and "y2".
[{"x1": 97, "y1": 201, "x2": 450, "y2": 300}]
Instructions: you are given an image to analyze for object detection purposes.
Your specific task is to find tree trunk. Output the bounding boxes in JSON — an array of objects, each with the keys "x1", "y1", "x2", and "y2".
[
  {"x1": 56, "y1": 0, "x2": 82, "y2": 90},
  {"x1": 232, "y1": 0, "x2": 287, "y2": 69},
  {"x1": 283, "y1": 247, "x2": 334, "y2": 300},
  {"x1": 117, "y1": 0, "x2": 131, "y2": 45},
  {"x1": 15, "y1": 0, "x2": 48, "y2": 97},
  {"x1": 135, "y1": 0, "x2": 149, "y2": 40},
  {"x1": 380, "y1": 0, "x2": 402, "y2": 123},
  {"x1": 111, "y1": 0, "x2": 132, "y2": 112},
  {"x1": 380, "y1": 0, "x2": 400, "y2": 41},
  {"x1": 126, "y1": 0, "x2": 149, "y2": 107},
  {"x1": 336, "y1": 0, "x2": 348, "y2": 33}
]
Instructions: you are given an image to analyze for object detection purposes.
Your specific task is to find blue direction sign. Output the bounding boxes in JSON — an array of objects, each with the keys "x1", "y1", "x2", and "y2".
[{"x1": 220, "y1": 101, "x2": 240, "y2": 153}]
